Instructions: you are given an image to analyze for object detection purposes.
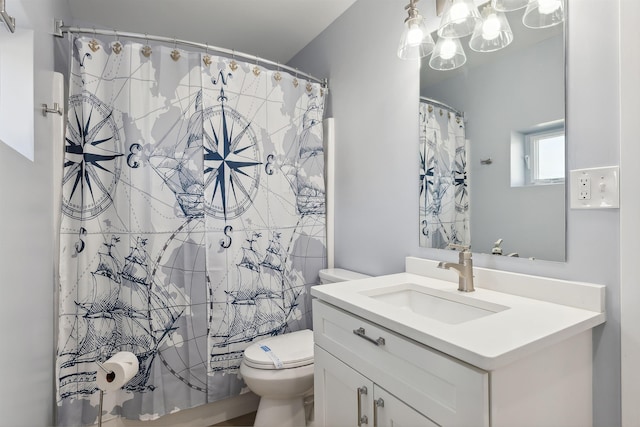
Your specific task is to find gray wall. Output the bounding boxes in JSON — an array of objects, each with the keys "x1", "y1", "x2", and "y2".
[
  {"x1": 0, "y1": 1, "x2": 71, "y2": 426},
  {"x1": 423, "y1": 35, "x2": 565, "y2": 260},
  {"x1": 289, "y1": 0, "x2": 621, "y2": 425}
]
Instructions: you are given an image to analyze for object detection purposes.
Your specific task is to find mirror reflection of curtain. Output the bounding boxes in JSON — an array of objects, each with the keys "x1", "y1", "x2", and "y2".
[{"x1": 419, "y1": 101, "x2": 470, "y2": 249}]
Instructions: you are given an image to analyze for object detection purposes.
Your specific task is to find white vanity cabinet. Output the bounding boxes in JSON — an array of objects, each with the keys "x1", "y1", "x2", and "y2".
[
  {"x1": 313, "y1": 300, "x2": 489, "y2": 427},
  {"x1": 313, "y1": 299, "x2": 594, "y2": 427}
]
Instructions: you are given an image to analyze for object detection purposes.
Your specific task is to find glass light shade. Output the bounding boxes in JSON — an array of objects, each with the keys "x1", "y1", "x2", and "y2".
[
  {"x1": 398, "y1": 15, "x2": 435, "y2": 60},
  {"x1": 469, "y1": 6, "x2": 513, "y2": 52},
  {"x1": 438, "y1": 0, "x2": 482, "y2": 38},
  {"x1": 491, "y1": 0, "x2": 530, "y2": 12},
  {"x1": 429, "y1": 37, "x2": 467, "y2": 71},
  {"x1": 522, "y1": 0, "x2": 564, "y2": 29}
]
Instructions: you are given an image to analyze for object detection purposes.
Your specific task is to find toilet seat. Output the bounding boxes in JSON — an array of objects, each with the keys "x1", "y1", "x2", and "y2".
[{"x1": 243, "y1": 329, "x2": 314, "y2": 370}]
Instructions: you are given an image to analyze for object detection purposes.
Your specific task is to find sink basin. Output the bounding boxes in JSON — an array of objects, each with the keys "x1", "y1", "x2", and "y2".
[{"x1": 361, "y1": 283, "x2": 509, "y2": 325}]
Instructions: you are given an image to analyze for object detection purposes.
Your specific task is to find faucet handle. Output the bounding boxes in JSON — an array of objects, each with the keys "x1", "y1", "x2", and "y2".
[{"x1": 459, "y1": 250, "x2": 472, "y2": 262}]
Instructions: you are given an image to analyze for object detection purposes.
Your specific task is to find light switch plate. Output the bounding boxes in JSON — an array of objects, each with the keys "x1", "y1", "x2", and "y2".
[{"x1": 570, "y1": 166, "x2": 620, "y2": 209}]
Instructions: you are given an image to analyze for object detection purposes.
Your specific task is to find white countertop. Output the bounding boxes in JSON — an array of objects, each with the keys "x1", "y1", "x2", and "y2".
[{"x1": 311, "y1": 266, "x2": 606, "y2": 371}]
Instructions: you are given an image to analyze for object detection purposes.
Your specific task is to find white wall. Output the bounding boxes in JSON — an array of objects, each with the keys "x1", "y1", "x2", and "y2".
[
  {"x1": 289, "y1": 0, "x2": 621, "y2": 425},
  {"x1": 0, "y1": 1, "x2": 71, "y2": 425}
]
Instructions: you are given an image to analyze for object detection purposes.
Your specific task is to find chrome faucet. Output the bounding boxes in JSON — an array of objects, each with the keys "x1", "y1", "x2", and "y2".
[{"x1": 437, "y1": 247, "x2": 475, "y2": 292}]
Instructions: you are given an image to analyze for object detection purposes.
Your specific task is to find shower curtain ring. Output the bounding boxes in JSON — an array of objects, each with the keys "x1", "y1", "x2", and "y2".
[
  {"x1": 253, "y1": 54, "x2": 261, "y2": 76},
  {"x1": 88, "y1": 27, "x2": 100, "y2": 52},
  {"x1": 203, "y1": 43, "x2": 212, "y2": 67},
  {"x1": 141, "y1": 33, "x2": 152, "y2": 58},
  {"x1": 229, "y1": 50, "x2": 238, "y2": 71},
  {"x1": 274, "y1": 62, "x2": 282, "y2": 82},
  {"x1": 293, "y1": 68, "x2": 299, "y2": 88},
  {"x1": 171, "y1": 37, "x2": 180, "y2": 61},
  {"x1": 112, "y1": 29, "x2": 122, "y2": 54}
]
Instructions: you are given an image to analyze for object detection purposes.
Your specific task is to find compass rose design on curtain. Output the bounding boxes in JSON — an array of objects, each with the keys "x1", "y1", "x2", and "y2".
[
  {"x1": 56, "y1": 36, "x2": 326, "y2": 425},
  {"x1": 419, "y1": 101, "x2": 470, "y2": 249}
]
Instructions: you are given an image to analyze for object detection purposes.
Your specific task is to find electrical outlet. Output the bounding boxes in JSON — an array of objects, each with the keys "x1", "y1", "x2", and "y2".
[
  {"x1": 570, "y1": 166, "x2": 620, "y2": 209},
  {"x1": 578, "y1": 175, "x2": 591, "y2": 200}
]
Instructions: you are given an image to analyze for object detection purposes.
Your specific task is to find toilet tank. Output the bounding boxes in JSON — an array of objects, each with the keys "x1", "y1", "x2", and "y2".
[{"x1": 318, "y1": 268, "x2": 371, "y2": 284}]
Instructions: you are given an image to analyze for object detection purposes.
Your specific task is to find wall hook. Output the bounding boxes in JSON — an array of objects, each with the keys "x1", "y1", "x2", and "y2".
[{"x1": 42, "y1": 102, "x2": 63, "y2": 117}]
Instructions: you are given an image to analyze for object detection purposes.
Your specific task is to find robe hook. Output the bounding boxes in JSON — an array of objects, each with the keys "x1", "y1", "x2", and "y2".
[{"x1": 42, "y1": 102, "x2": 63, "y2": 117}]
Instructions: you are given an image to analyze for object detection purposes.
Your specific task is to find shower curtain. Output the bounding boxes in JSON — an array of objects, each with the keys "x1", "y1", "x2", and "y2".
[
  {"x1": 56, "y1": 35, "x2": 326, "y2": 425},
  {"x1": 419, "y1": 101, "x2": 470, "y2": 249}
]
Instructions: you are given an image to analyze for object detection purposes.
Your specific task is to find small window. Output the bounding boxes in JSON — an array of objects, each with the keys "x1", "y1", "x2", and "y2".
[{"x1": 525, "y1": 128, "x2": 565, "y2": 185}]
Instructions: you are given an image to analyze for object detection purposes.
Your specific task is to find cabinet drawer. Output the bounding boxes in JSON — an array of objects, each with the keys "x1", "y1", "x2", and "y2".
[{"x1": 313, "y1": 300, "x2": 489, "y2": 427}]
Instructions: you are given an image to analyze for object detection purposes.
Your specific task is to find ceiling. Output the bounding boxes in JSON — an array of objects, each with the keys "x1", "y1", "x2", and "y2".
[{"x1": 65, "y1": 0, "x2": 359, "y2": 64}]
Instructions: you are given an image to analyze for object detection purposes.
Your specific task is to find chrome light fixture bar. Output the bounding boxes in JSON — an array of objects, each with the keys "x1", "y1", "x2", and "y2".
[{"x1": 0, "y1": 0, "x2": 15, "y2": 33}]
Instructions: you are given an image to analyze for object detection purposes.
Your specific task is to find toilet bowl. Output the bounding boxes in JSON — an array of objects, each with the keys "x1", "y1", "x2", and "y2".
[
  {"x1": 240, "y1": 269, "x2": 370, "y2": 426},
  {"x1": 240, "y1": 329, "x2": 315, "y2": 427}
]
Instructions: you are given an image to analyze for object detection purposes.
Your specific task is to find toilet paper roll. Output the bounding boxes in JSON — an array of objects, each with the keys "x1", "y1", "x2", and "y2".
[{"x1": 95, "y1": 351, "x2": 139, "y2": 392}]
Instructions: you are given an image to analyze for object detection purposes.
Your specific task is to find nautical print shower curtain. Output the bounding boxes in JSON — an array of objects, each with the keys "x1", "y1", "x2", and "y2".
[
  {"x1": 56, "y1": 35, "x2": 326, "y2": 425},
  {"x1": 419, "y1": 101, "x2": 470, "y2": 249}
]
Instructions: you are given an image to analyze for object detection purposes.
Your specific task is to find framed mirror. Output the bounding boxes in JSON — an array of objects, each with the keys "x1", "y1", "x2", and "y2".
[{"x1": 419, "y1": 3, "x2": 565, "y2": 261}]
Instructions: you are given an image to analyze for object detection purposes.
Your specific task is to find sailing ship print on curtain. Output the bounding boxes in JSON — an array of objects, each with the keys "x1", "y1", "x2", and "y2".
[
  {"x1": 419, "y1": 101, "x2": 470, "y2": 249},
  {"x1": 56, "y1": 36, "x2": 326, "y2": 425}
]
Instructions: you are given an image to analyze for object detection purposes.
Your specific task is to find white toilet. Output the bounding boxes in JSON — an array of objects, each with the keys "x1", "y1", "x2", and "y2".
[{"x1": 240, "y1": 268, "x2": 370, "y2": 427}]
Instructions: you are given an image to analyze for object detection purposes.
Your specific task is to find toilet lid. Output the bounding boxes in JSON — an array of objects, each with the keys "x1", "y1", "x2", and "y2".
[{"x1": 243, "y1": 329, "x2": 314, "y2": 369}]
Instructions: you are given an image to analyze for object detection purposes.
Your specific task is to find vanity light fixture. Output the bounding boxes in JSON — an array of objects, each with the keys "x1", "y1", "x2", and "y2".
[
  {"x1": 408, "y1": 0, "x2": 563, "y2": 68},
  {"x1": 469, "y1": 4, "x2": 513, "y2": 52},
  {"x1": 437, "y1": 0, "x2": 481, "y2": 39},
  {"x1": 429, "y1": 36, "x2": 467, "y2": 71},
  {"x1": 397, "y1": 0, "x2": 435, "y2": 60},
  {"x1": 522, "y1": 0, "x2": 564, "y2": 29}
]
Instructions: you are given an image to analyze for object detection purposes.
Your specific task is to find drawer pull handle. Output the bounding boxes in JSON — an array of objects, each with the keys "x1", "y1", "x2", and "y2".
[
  {"x1": 357, "y1": 386, "x2": 368, "y2": 426},
  {"x1": 373, "y1": 398, "x2": 384, "y2": 427},
  {"x1": 353, "y1": 327, "x2": 385, "y2": 346}
]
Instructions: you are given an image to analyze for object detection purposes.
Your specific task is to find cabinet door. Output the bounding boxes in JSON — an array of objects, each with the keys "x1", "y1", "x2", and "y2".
[
  {"x1": 373, "y1": 386, "x2": 439, "y2": 427},
  {"x1": 315, "y1": 345, "x2": 374, "y2": 426}
]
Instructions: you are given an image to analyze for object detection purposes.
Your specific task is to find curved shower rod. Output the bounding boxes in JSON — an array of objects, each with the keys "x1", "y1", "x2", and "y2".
[
  {"x1": 53, "y1": 19, "x2": 327, "y2": 88},
  {"x1": 419, "y1": 96, "x2": 462, "y2": 117}
]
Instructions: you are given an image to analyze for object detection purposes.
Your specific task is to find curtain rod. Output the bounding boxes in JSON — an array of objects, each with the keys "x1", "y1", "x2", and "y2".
[
  {"x1": 419, "y1": 96, "x2": 462, "y2": 117},
  {"x1": 53, "y1": 19, "x2": 327, "y2": 87}
]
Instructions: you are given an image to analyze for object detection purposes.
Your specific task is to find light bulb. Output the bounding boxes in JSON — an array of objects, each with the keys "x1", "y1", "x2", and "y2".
[
  {"x1": 407, "y1": 22, "x2": 424, "y2": 46},
  {"x1": 449, "y1": 2, "x2": 471, "y2": 22},
  {"x1": 482, "y1": 13, "x2": 501, "y2": 40},
  {"x1": 440, "y1": 39, "x2": 457, "y2": 60},
  {"x1": 537, "y1": 0, "x2": 561, "y2": 14}
]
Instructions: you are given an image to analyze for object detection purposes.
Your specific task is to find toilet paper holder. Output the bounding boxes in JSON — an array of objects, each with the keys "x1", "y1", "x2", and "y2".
[
  {"x1": 95, "y1": 352, "x2": 139, "y2": 427},
  {"x1": 95, "y1": 360, "x2": 115, "y2": 382}
]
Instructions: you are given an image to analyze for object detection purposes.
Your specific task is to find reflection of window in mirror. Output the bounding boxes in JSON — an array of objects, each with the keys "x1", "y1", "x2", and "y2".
[{"x1": 510, "y1": 122, "x2": 565, "y2": 187}]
